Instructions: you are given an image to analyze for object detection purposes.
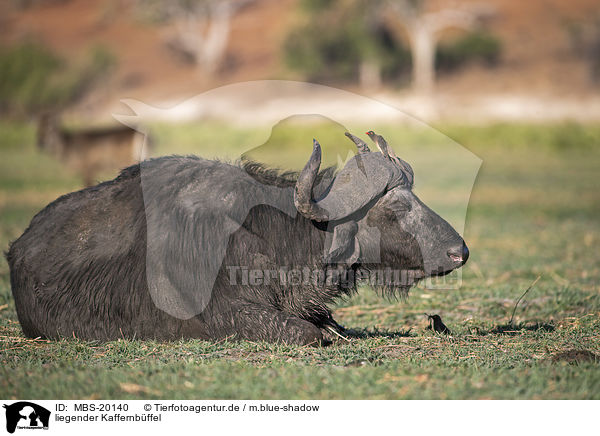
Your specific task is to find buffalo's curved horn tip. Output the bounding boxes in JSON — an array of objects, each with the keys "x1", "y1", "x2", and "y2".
[
  {"x1": 344, "y1": 131, "x2": 370, "y2": 153},
  {"x1": 294, "y1": 139, "x2": 329, "y2": 222}
]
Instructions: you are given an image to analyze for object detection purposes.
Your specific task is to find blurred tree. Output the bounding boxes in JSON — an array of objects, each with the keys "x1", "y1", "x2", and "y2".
[
  {"x1": 565, "y1": 17, "x2": 600, "y2": 84},
  {"x1": 387, "y1": 0, "x2": 480, "y2": 94},
  {"x1": 0, "y1": 41, "x2": 115, "y2": 118},
  {"x1": 435, "y1": 30, "x2": 500, "y2": 73},
  {"x1": 136, "y1": 0, "x2": 255, "y2": 75},
  {"x1": 284, "y1": 0, "x2": 411, "y2": 89}
]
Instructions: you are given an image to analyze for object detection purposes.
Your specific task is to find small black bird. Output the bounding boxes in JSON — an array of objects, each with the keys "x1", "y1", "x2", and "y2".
[{"x1": 425, "y1": 313, "x2": 452, "y2": 335}]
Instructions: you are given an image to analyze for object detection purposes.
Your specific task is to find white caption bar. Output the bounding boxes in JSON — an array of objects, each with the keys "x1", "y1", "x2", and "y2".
[{"x1": 0, "y1": 400, "x2": 595, "y2": 436}]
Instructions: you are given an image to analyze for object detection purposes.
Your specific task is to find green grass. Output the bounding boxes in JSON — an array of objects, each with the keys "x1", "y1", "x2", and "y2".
[{"x1": 1, "y1": 121, "x2": 599, "y2": 399}]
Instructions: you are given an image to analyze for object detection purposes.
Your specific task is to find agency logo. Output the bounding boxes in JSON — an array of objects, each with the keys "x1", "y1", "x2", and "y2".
[{"x1": 2, "y1": 402, "x2": 50, "y2": 434}]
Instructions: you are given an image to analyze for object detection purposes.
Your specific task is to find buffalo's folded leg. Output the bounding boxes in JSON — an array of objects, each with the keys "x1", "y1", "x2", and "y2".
[{"x1": 226, "y1": 304, "x2": 325, "y2": 346}]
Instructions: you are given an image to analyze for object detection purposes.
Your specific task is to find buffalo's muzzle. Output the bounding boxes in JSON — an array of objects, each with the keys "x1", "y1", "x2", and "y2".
[{"x1": 447, "y1": 242, "x2": 469, "y2": 265}]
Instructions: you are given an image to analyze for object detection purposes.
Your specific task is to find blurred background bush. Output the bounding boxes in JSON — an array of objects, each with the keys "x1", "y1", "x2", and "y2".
[
  {"x1": 0, "y1": 41, "x2": 115, "y2": 118},
  {"x1": 1, "y1": 0, "x2": 598, "y2": 124}
]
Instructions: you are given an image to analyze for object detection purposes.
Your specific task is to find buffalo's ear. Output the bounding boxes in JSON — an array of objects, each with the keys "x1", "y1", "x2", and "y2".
[{"x1": 324, "y1": 221, "x2": 360, "y2": 265}]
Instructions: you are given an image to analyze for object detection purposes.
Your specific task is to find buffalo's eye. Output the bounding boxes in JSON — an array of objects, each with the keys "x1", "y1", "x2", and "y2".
[
  {"x1": 368, "y1": 188, "x2": 412, "y2": 226},
  {"x1": 384, "y1": 189, "x2": 412, "y2": 216},
  {"x1": 367, "y1": 202, "x2": 409, "y2": 226},
  {"x1": 367, "y1": 205, "x2": 396, "y2": 226},
  {"x1": 389, "y1": 200, "x2": 412, "y2": 219}
]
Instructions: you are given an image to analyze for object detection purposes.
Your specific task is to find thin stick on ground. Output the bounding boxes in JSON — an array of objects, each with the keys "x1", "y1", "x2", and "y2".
[{"x1": 509, "y1": 275, "x2": 542, "y2": 326}]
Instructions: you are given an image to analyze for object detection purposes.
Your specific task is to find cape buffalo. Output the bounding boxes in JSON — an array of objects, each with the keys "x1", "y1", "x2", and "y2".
[{"x1": 7, "y1": 131, "x2": 468, "y2": 345}]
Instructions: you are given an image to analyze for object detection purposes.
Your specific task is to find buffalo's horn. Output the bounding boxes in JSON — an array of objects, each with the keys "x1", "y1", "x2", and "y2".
[
  {"x1": 344, "y1": 131, "x2": 370, "y2": 153},
  {"x1": 295, "y1": 137, "x2": 398, "y2": 222},
  {"x1": 294, "y1": 139, "x2": 331, "y2": 221}
]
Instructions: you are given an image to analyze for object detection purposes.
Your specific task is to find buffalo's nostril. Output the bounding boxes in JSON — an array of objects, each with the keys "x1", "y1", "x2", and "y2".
[{"x1": 447, "y1": 242, "x2": 469, "y2": 264}]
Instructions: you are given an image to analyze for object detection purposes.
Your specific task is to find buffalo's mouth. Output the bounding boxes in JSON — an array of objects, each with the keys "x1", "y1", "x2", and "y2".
[
  {"x1": 428, "y1": 267, "x2": 454, "y2": 278},
  {"x1": 448, "y1": 253, "x2": 463, "y2": 263},
  {"x1": 447, "y1": 242, "x2": 469, "y2": 266},
  {"x1": 425, "y1": 242, "x2": 470, "y2": 277}
]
